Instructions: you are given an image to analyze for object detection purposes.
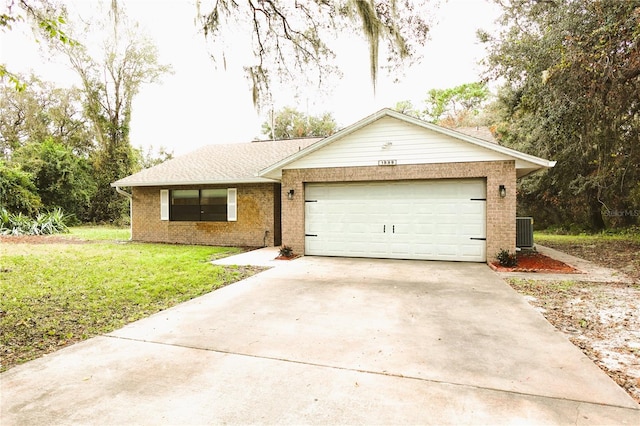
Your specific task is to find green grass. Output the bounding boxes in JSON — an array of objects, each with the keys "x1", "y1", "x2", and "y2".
[
  {"x1": 508, "y1": 277, "x2": 578, "y2": 293},
  {"x1": 534, "y1": 230, "x2": 640, "y2": 244},
  {"x1": 68, "y1": 225, "x2": 131, "y2": 241},
  {"x1": 0, "y1": 239, "x2": 262, "y2": 371}
]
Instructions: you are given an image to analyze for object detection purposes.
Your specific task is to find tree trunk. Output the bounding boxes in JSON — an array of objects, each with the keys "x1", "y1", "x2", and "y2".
[{"x1": 588, "y1": 197, "x2": 606, "y2": 231}]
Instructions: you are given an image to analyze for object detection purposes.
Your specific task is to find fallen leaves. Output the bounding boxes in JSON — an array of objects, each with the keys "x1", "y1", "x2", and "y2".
[{"x1": 510, "y1": 278, "x2": 640, "y2": 404}]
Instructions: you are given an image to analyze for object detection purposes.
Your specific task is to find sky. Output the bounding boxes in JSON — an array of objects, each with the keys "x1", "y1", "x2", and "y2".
[{"x1": 1, "y1": 0, "x2": 502, "y2": 155}]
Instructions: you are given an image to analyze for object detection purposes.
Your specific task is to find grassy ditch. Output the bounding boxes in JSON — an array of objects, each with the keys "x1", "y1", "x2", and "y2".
[
  {"x1": 0, "y1": 232, "x2": 263, "y2": 371},
  {"x1": 535, "y1": 231, "x2": 640, "y2": 244},
  {"x1": 534, "y1": 231, "x2": 640, "y2": 281}
]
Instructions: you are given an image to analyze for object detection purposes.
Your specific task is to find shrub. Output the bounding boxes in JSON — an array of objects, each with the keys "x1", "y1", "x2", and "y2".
[
  {"x1": 0, "y1": 161, "x2": 42, "y2": 215},
  {"x1": 496, "y1": 249, "x2": 518, "y2": 267},
  {"x1": 0, "y1": 208, "x2": 69, "y2": 235},
  {"x1": 0, "y1": 208, "x2": 9, "y2": 229},
  {"x1": 279, "y1": 245, "x2": 294, "y2": 258}
]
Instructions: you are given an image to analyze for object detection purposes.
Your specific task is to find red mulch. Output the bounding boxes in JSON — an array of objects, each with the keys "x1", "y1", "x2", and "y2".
[
  {"x1": 490, "y1": 251, "x2": 579, "y2": 273},
  {"x1": 274, "y1": 255, "x2": 299, "y2": 260}
]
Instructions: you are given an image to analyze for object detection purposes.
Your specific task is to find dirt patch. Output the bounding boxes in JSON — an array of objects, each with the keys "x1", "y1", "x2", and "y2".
[
  {"x1": 509, "y1": 279, "x2": 640, "y2": 405},
  {"x1": 506, "y1": 238, "x2": 640, "y2": 404},
  {"x1": 540, "y1": 239, "x2": 640, "y2": 282},
  {"x1": 491, "y1": 251, "x2": 578, "y2": 273},
  {"x1": 0, "y1": 235, "x2": 90, "y2": 245}
]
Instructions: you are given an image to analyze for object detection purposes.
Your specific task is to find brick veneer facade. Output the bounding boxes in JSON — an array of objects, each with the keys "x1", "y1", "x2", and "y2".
[
  {"x1": 280, "y1": 161, "x2": 517, "y2": 263},
  {"x1": 131, "y1": 183, "x2": 281, "y2": 247}
]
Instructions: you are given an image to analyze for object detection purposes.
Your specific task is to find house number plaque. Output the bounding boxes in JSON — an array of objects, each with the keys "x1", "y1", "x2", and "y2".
[{"x1": 378, "y1": 159, "x2": 397, "y2": 166}]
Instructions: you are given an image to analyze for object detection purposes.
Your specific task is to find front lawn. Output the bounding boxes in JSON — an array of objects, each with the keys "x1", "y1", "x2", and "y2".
[
  {"x1": 0, "y1": 231, "x2": 263, "y2": 371},
  {"x1": 68, "y1": 224, "x2": 132, "y2": 241}
]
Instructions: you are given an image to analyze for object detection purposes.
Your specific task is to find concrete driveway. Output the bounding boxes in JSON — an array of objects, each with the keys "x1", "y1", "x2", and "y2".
[{"x1": 2, "y1": 256, "x2": 639, "y2": 425}]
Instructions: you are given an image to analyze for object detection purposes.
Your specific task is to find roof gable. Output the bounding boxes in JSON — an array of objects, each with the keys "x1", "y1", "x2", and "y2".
[
  {"x1": 259, "y1": 109, "x2": 556, "y2": 179},
  {"x1": 278, "y1": 116, "x2": 511, "y2": 170}
]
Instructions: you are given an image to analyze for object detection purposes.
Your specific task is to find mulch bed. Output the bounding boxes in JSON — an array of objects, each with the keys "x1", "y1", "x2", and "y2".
[
  {"x1": 490, "y1": 250, "x2": 579, "y2": 273},
  {"x1": 274, "y1": 255, "x2": 300, "y2": 260}
]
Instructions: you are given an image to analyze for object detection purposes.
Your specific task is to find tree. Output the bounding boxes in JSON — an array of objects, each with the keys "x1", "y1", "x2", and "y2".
[
  {"x1": 0, "y1": 75, "x2": 93, "y2": 158},
  {"x1": 13, "y1": 138, "x2": 95, "y2": 222},
  {"x1": 197, "y1": 0, "x2": 434, "y2": 108},
  {"x1": 135, "y1": 145, "x2": 174, "y2": 170},
  {"x1": 0, "y1": 160, "x2": 41, "y2": 215},
  {"x1": 1, "y1": 75, "x2": 96, "y2": 220},
  {"x1": 423, "y1": 82, "x2": 490, "y2": 126},
  {"x1": 481, "y1": 0, "x2": 640, "y2": 230},
  {"x1": 262, "y1": 107, "x2": 338, "y2": 139},
  {"x1": 392, "y1": 100, "x2": 421, "y2": 119},
  {"x1": 9, "y1": 1, "x2": 436, "y2": 108},
  {"x1": 48, "y1": 5, "x2": 171, "y2": 223},
  {"x1": 1, "y1": 1, "x2": 76, "y2": 90}
]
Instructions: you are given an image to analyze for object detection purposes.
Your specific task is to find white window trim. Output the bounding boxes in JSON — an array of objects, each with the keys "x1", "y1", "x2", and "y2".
[{"x1": 227, "y1": 188, "x2": 237, "y2": 221}]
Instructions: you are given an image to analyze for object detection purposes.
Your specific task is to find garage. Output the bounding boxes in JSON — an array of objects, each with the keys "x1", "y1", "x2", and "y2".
[
  {"x1": 260, "y1": 109, "x2": 556, "y2": 262},
  {"x1": 304, "y1": 179, "x2": 487, "y2": 262}
]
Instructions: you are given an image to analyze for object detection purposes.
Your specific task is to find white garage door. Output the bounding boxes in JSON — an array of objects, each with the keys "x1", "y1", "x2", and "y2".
[{"x1": 305, "y1": 180, "x2": 486, "y2": 262}]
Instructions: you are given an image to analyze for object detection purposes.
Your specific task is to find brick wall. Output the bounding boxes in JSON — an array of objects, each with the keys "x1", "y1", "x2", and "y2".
[
  {"x1": 131, "y1": 183, "x2": 280, "y2": 247},
  {"x1": 281, "y1": 161, "x2": 516, "y2": 263}
]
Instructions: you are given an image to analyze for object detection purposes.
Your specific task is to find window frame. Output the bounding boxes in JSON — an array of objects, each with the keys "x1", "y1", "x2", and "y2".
[{"x1": 165, "y1": 188, "x2": 237, "y2": 222}]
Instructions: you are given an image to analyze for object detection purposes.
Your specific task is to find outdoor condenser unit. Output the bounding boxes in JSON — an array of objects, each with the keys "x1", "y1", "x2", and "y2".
[{"x1": 516, "y1": 217, "x2": 534, "y2": 249}]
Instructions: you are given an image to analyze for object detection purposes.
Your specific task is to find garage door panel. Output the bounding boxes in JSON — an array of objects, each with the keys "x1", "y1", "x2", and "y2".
[
  {"x1": 390, "y1": 243, "x2": 411, "y2": 255},
  {"x1": 413, "y1": 243, "x2": 435, "y2": 256},
  {"x1": 306, "y1": 202, "x2": 322, "y2": 213},
  {"x1": 462, "y1": 228, "x2": 485, "y2": 239},
  {"x1": 326, "y1": 204, "x2": 346, "y2": 214},
  {"x1": 390, "y1": 203, "x2": 411, "y2": 213},
  {"x1": 391, "y1": 226, "x2": 409, "y2": 235},
  {"x1": 414, "y1": 224, "x2": 436, "y2": 234},
  {"x1": 368, "y1": 242, "x2": 390, "y2": 253},
  {"x1": 414, "y1": 209, "x2": 435, "y2": 217},
  {"x1": 460, "y1": 202, "x2": 484, "y2": 214},
  {"x1": 436, "y1": 244, "x2": 459, "y2": 256},
  {"x1": 435, "y1": 223, "x2": 457, "y2": 235},
  {"x1": 351, "y1": 203, "x2": 371, "y2": 214},
  {"x1": 305, "y1": 180, "x2": 486, "y2": 262},
  {"x1": 462, "y1": 219, "x2": 484, "y2": 232},
  {"x1": 461, "y1": 245, "x2": 484, "y2": 257}
]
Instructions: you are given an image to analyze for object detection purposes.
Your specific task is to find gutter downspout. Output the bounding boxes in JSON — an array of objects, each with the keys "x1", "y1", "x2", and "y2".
[{"x1": 114, "y1": 186, "x2": 133, "y2": 240}]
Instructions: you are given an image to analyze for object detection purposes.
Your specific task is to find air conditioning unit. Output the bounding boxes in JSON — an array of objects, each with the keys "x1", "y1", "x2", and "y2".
[{"x1": 516, "y1": 217, "x2": 534, "y2": 249}]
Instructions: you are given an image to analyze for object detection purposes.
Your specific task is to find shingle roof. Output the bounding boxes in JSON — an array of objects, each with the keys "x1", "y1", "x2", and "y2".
[{"x1": 112, "y1": 138, "x2": 321, "y2": 187}]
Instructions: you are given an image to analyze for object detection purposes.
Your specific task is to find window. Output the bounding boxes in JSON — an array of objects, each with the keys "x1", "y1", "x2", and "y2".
[
  {"x1": 168, "y1": 189, "x2": 235, "y2": 222},
  {"x1": 200, "y1": 189, "x2": 227, "y2": 221},
  {"x1": 171, "y1": 189, "x2": 200, "y2": 221}
]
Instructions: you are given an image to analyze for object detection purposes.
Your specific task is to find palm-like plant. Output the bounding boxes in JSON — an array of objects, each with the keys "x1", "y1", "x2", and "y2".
[{"x1": 0, "y1": 208, "x2": 69, "y2": 235}]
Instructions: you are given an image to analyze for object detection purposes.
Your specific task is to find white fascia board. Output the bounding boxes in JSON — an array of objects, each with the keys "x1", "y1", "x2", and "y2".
[{"x1": 110, "y1": 177, "x2": 279, "y2": 187}]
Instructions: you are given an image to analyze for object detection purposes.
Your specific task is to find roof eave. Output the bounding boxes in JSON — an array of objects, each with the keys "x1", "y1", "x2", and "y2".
[
  {"x1": 111, "y1": 177, "x2": 279, "y2": 188},
  {"x1": 517, "y1": 160, "x2": 557, "y2": 178}
]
